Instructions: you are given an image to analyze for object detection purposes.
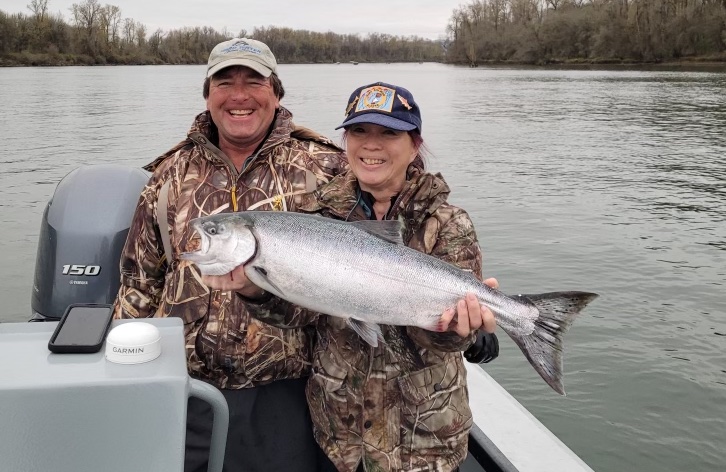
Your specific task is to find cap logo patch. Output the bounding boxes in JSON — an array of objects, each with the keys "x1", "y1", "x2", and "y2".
[
  {"x1": 356, "y1": 86, "x2": 395, "y2": 113},
  {"x1": 221, "y1": 41, "x2": 262, "y2": 56}
]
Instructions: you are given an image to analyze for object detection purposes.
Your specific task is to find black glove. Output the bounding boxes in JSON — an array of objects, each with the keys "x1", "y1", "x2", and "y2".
[{"x1": 464, "y1": 331, "x2": 499, "y2": 364}]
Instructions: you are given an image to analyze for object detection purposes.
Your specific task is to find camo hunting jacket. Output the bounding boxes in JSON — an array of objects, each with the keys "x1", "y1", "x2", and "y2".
[
  {"x1": 247, "y1": 166, "x2": 482, "y2": 471},
  {"x1": 112, "y1": 107, "x2": 346, "y2": 389}
]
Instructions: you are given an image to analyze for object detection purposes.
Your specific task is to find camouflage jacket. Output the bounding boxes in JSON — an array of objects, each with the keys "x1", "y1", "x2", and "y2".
[
  {"x1": 112, "y1": 107, "x2": 347, "y2": 389},
  {"x1": 247, "y1": 166, "x2": 482, "y2": 471}
]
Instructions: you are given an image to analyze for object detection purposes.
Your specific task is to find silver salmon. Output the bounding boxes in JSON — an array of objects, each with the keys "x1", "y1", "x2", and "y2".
[{"x1": 181, "y1": 211, "x2": 598, "y2": 395}]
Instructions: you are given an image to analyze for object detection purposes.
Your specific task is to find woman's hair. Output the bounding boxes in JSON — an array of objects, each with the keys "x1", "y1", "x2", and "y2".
[
  {"x1": 202, "y1": 72, "x2": 285, "y2": 100},
  {"x1": 341, "y1": 129, "x2": 429, "y2": 170},
  {"x1": 409, "y1": 132, "x2": 428, "y2": 170}
]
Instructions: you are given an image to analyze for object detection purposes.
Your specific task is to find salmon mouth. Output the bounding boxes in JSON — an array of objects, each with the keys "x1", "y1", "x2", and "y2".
[
  {"x1": 179, "y1": 246, "x2": 216, "y2": 264},
  {"x1": 179, "y1": 224, "x2": 213, "y2": 263},
  {"x1": 200, "y1": 233, "x2": 210, "y2": 254}
]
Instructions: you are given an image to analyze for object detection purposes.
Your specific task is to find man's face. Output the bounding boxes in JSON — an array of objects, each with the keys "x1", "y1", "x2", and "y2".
[{"x1": 206, "y1": 66, "x2": 279, "y2": 153}]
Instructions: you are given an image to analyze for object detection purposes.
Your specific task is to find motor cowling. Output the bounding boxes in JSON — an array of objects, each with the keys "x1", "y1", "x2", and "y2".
[{"x1": 31, "y1": 164, "x2": 150, "y2": 320}]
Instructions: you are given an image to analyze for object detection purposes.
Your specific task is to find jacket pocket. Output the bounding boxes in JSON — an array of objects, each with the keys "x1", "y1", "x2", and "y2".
[
  {"x1": 397, "y1": 356, "x2": 472, "y2": 450},
  {"x1": 307, "y1": 347, "x2": 350, "y2": 442}
]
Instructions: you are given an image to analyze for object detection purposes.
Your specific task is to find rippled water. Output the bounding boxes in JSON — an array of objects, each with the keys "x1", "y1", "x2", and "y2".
[{"x1": 1, "y1": 63, "x2": 724, "y2": 471}]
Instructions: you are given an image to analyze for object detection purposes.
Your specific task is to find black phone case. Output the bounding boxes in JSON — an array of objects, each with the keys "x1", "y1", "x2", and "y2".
[{"x1": 48, "y1": 304, "x2": 113, "y2": 354}]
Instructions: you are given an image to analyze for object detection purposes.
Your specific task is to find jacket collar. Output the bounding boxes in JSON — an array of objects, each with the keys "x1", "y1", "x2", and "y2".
[
  {"x1": 300, "y1": 165, "x2": 451, "y2": 227},
  {"x1": 144, "y1": 107, "x2": 296, "y2": 172}
]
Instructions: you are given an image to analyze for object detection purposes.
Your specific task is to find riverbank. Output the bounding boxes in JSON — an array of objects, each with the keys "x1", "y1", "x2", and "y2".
[
  {"x1": 4, "y1": 51, "x2": 725, "y2": 68},
  {"x1": 457, "y1": 53, "x2": 726, "y2": 68},
  {"x1": 0, "y1": 52, "x2": 168, "y2": 67}
]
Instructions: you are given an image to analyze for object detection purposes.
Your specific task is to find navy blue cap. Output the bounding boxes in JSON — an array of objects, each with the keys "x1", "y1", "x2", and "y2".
[{"x1": 336, "y1": 82, "x2": 422, "y2": 132}]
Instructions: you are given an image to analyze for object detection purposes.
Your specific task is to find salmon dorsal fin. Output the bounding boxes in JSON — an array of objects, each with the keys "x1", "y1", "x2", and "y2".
[{"x1": 349, "y1": 220, "x2": 405, "y2": 245}]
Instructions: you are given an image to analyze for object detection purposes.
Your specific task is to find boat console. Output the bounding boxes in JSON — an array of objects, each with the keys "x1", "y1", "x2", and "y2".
[{"x1": 0, "y1": 317, "x2": 228, "y2": 472}]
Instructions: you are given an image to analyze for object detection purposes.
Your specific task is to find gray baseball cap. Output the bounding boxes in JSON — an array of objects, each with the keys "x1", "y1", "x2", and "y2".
[{"x1": 206, "y1": 38, "x2": 278, "y2": 78}]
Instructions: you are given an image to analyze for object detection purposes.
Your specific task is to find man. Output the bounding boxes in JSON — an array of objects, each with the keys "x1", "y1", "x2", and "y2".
[{"x1": 112, "y1": 38, "x2": 347, "y2": 472}]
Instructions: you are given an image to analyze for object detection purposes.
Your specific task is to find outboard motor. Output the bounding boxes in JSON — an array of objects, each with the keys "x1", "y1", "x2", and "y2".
[{"x1": 30, "y1": 164, "x2": 150, "y2": 320}]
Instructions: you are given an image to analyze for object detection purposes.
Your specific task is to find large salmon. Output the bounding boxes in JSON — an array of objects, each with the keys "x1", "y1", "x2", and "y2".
[{"x1": 181, "y1": 211, "x2": 598, "y2": 395}]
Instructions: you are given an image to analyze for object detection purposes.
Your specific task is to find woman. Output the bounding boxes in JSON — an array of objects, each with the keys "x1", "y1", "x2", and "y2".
[{"x1": 205, "y1": 82, "x2": 498, "y2": 472}]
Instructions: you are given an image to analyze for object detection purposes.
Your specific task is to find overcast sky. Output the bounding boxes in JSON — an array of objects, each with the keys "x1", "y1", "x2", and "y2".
[{"x1": 4, "y1": 0, "x2": 468, "y2": 40}]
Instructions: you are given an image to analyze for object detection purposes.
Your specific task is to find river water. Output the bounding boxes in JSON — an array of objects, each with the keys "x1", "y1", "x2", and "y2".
[{"x1": 1, "y1": 63, "x2": 724, "y2": 471}]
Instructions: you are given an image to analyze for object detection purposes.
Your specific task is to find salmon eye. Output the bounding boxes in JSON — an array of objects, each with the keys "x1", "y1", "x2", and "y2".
[{"x1": 205, "y1": 223, "x2": 223, "y2": 235}]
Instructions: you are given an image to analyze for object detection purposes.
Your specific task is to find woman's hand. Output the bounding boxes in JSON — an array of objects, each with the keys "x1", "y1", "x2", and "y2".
[
  {"x1": 438, "y1": 278, "x2": 499, "y2": 337},
  {"x1": 200, "y1": 264, "x2": 267, "y2": 299}
]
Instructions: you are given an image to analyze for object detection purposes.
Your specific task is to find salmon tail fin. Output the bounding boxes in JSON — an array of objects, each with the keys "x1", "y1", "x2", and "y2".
[{"x1": 508, "y1": 291, "x2": 599, "y2": 396}]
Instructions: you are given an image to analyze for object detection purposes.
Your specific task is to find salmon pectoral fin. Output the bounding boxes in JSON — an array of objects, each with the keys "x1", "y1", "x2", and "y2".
[
  {"x1": 347, "y1": 318, "x2": 385, "y2": 347},
  {"x1": 251, "y1": 265, "x2": 285, "y2": 296}
]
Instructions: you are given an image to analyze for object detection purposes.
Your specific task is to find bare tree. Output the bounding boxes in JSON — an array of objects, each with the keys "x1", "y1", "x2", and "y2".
[
  {"x1": 99, "y1": 4, "x2": 121, "y2": 46},
  {"x1": 136, "y1": 22, "x2": 146, "y2": 48},
  {"x1": 70, "y1": 0, "x2": 102, "y2": 54},
  {"x1": 546, "y1": 0, "x2": 562, "y2": 9},
  {"x1": 26, "y1": 0, "x2": 51, "y2": 50},
  {"x1": 27, "y1": 0, "x2": 49, "y2": 22},
  {"x1": 511, "y1": 0, "x2": 540, "y2": 23},
  {"x1": 70, "y1": 0, "x2": 101, "y2": 31},
  {"x1": 147, "y1": 27, "x2": 164, "y2": 55}
]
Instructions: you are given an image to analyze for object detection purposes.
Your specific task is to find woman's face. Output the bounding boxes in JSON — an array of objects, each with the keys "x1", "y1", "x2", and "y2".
[{"x1": 345, "y1": 123, "x2": 418, "y2": 196}]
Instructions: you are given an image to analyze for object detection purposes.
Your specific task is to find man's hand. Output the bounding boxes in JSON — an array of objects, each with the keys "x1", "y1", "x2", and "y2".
[
  {"x1": 437, "y1": 278, "x2": 499, "y2": 337},
  {"x1": 200, "y1": 264, "x2": 267, "y2": 299}
]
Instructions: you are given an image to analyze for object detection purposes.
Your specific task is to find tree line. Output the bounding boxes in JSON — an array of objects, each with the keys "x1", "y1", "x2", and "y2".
[
  {"x1": 0, "y1": 0, "x2": 442, "y2": 66},
  {"x1": 2, "y1": 0, "x2": 724, "y2": 67},
  {"x1": 445, "y1": 0, "x2": 726, "y2": 64}
]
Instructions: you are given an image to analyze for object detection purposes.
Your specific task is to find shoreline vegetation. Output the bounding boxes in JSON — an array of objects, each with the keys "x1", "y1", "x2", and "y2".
[{"x1": 2, "y1": 0, "x2": 725, "y2": 68}]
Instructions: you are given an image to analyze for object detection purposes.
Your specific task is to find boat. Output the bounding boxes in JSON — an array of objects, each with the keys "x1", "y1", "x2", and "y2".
[{"x1": 0, "y1": 164, "x2": 594, "y2": 472}]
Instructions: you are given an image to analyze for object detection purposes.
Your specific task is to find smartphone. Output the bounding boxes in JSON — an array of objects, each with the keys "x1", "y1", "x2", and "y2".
[{"x1": 48, "y1": 304, "x2": 114, "y2": 354}]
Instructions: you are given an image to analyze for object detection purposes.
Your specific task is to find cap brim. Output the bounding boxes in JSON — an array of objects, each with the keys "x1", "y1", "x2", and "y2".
[
  {"x1": 335, "y1": 113, "x2": 417, "y2": 131},
  {"x1": 207, "y1": 59, "x2": 273, "y2": 78}
]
